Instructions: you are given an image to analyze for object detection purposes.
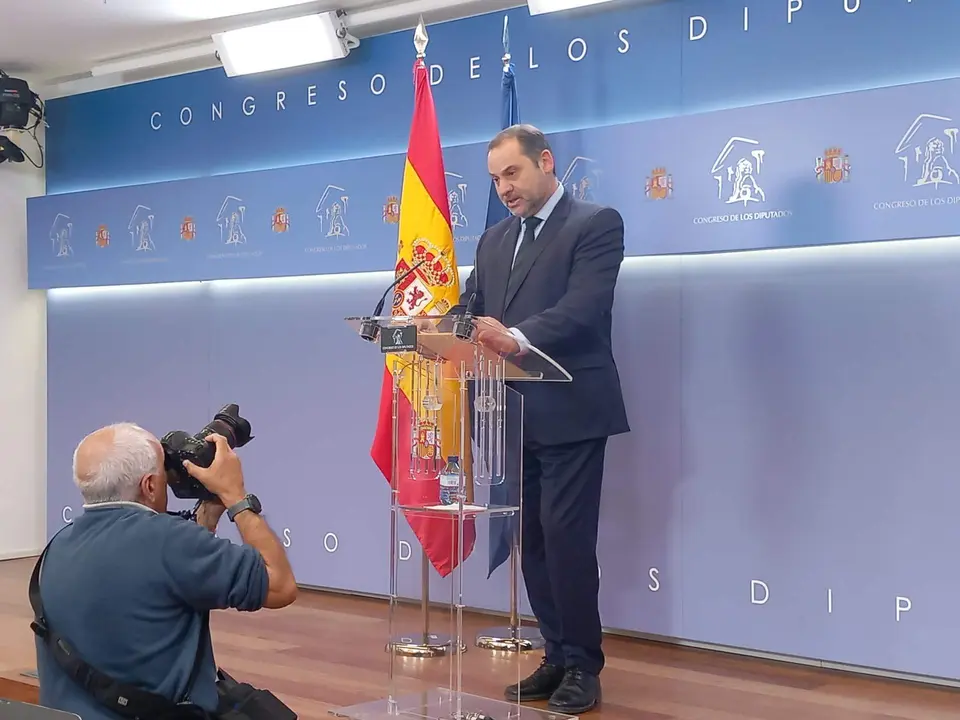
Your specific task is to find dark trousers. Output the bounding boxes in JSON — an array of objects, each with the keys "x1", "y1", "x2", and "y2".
[{"x1": 520, "y1": 437, "x2": 607, "y2": 676}]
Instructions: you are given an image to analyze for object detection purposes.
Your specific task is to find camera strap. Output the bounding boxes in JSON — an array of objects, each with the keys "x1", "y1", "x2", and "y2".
[{"x1": 29, "y1": 532, "x2": 211, "y2": 720}]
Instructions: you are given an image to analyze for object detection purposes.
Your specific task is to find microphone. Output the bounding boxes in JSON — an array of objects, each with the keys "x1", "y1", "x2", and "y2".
[
  {"x1": 452, "y1": 291, "x2": 478, "y2": 341},
  {"x1": 358, "y1": 253, "x2": 436, "y2": 342}
]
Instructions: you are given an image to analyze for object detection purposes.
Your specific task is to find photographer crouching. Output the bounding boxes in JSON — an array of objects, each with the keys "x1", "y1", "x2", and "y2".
[{"x1": 30, "y1": 405, "x2": 297, "y2": 720}]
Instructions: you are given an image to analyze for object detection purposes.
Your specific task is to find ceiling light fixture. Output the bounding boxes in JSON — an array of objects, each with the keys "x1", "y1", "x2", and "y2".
[
  {"x1": 212, "y1": 11, "x2": 358, "y2": 77},
  {"x1": 527, "y1": 0, "x2": 616, "y2": 15}
]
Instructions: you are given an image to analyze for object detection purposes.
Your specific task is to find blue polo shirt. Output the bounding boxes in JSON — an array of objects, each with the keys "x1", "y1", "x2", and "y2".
[{"x1": 35, "y1": 502, "x2": 269, "y2": 720}]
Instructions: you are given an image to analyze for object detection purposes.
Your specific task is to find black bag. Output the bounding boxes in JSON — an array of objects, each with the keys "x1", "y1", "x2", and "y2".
[
  {"x1": 213, "y1": 670, "x2": 294, "y2": 720},
  {"x1": 29, "y1": 535, "x2": 296, "y2": 720}
]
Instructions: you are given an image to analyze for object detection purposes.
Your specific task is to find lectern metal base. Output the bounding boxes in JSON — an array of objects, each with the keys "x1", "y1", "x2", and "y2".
[
  {"x1": 386, "y1": 633, "x2": 464, "y2": 658},
  {"x1": 475, "y1": 625, "x2": 545, "y2": 652},
  {"x1": 330, "y1": 687, "x2": 578, "y2": 720}
]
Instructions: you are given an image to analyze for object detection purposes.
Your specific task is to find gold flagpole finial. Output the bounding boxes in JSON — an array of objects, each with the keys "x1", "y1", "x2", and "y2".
[{"x1": 414, "y1": 16, "x2": 429, "y2": 58}]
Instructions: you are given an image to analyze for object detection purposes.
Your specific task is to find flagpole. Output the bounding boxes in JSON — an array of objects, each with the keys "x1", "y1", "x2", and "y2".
[
  {"x1": 475, "y1": 16, "x2": 545, "y2": 654},
  {"x1": 475, "y1": 544, "x2": 544, "y2": 652},
  {"x1": 421, "y1": 551, "x2": 433, "y2": 643},
  {"x1": 384, "y1": 19, "x2": 456, "y2": 660},
  {"x1": 387, "y1": 550, "x2": 453, "y2": 658}
]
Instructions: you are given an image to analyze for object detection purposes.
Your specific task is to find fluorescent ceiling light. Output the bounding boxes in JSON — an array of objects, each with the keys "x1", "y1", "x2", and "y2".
[
  {"x1": 212, "y1": 11, "x2": 356, "y2": 77},
  {"x1": 527, "y1": 0, "x2": 616, "y2": 15}
]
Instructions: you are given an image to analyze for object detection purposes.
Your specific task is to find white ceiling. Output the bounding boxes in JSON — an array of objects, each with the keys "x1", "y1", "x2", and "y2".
[{"x1": 0, "y1": 0, "x2": 523, "y2": 93}]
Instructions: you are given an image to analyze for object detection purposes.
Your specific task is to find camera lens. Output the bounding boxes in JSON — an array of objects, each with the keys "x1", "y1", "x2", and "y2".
[{"x1": 198, "y1": 403, "x2": 253, "y2": 449}]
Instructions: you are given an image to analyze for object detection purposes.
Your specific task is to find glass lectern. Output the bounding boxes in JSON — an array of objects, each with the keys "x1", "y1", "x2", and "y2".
[{"x1": 333, "y1": 313, "x2": 575, "y2": 720}]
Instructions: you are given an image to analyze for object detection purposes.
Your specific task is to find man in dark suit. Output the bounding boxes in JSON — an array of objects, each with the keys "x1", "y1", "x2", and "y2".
[{"x1": 455, "y1": 124, "x2": 629, "y2": 714}]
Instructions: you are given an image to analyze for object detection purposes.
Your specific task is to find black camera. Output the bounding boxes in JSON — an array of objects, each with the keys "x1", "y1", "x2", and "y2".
[{"x1": 160, "y1": 403, "x2": 253, "y2": 500}]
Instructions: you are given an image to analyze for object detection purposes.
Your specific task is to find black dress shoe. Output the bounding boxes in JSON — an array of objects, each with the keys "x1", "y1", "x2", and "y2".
[
  {"x1": 547, "y1": 668, "x2": 601, "y2": 714},
  {"x1": 503, "y1": 658, "x2": 566, "y2": 702}
]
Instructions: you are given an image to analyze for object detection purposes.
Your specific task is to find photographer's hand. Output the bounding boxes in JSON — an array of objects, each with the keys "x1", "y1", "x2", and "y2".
[
  {"x1": 195, "y1": 499, "x2": 226, "y2": 532},
  {"x1": 183, "y1": 434, "x2": 297, "y2": 609},
  {"x1": 182, "y1": 434, "x2": 247, "y2": 507}
]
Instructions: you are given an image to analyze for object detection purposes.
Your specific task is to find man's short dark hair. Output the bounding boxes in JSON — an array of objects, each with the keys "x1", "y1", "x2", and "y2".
[{"x1": 488, "y1": 124, "x2": 555, "y2": 171}]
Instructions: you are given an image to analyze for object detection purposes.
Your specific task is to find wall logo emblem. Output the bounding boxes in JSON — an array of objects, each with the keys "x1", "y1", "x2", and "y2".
[
  {"x1": 712, "y1": 136, "x2": 766, "y2": 206},
  {"x1": 129, "y1": 205, "x2": 156, "y2": 252},
  {"x1": 394, "y1": 238, "x2": 455, "y2": 316},
  {"x1": 50, "y1": 214, "x2": 73, "y2": 258},
  {"x1": 383, "y1": 195, "x2": 400, "y2": 224},
  {"x1": 180, "y1": 216, "x2": 196, "y2": 241},
  {"x1": 217, "y1": 196, "x2": 247, "y2": 245},
  {"x1": 645, "y1": 167, "x2": 673, "y2": 200},
  {"x1": 896, "y1": 113, "x2": 960, "y2": 188},
  {"x1": 272, "y1": 207, "x2": 290, "y2": 233},
  {"x1": 95, "y1": 225, "x2": 110, "y2": 248},
  {"x1": 562, "y1": 156, "x2": 601, "y2": 201},
  {"x1": 816, "y1": 147, "x2": 851, "y2": 184},
  {"x1": 445, "y1": 172, "x2": 469, "y2": 229},
  {"x1": 316, "y1": 185, "x2": 350, "y2": 237}
]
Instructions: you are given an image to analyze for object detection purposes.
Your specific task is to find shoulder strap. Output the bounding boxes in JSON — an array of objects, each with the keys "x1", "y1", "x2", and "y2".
[
  {"x1": 181, "y1": 611, "x2": 210, "y2": 703},
  {"x1": 29, "y1": 532, "x2": 210, "y2": 720}
]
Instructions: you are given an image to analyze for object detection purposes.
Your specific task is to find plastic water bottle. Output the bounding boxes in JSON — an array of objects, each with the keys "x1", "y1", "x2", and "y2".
[{"x1": 438, "y1": 456, "x2": 462, "y2": 505}]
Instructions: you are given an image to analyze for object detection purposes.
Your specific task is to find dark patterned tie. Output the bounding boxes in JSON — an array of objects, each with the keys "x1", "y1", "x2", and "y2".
[
  {"x1": 506, "y1": 216, "x2": 542, "y2": 300},
  {"x1": 511, "y1": 216, "x2": 542, "y2": 271}
]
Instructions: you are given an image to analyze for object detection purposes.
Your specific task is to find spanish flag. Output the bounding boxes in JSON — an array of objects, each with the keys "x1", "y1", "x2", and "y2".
[{"x1": 370, "y1": 53, "x2": 476, "y2": 578}]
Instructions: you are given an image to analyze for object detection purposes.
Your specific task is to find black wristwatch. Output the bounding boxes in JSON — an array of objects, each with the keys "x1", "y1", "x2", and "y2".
[{"x1": 227, "y1": 494, "x2": 262, "y2": 522}]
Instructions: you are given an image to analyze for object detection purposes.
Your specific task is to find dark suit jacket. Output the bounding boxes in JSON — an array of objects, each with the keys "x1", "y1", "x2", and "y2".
[{"x1": 453, "y1": 190, "x2": 630, "y2": 447}]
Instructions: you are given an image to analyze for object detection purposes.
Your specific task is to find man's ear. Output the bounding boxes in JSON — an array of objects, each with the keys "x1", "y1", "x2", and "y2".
[
  {"x1": 139, "y1": 473, "x2": 158, "y2": 502},
  {"x1": 540, "y1": 149, "x2": 555, "y2": 175}
]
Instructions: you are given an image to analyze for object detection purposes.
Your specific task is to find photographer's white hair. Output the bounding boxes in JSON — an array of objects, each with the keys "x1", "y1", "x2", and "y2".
[{"x1": 73, "y1": 423, "x2": 161, "y2": 504}]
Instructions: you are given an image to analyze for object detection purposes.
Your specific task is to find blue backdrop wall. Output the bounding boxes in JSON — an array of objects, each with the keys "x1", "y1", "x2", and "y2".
[{"x1": 35, "y1": 0, "x2": 960, "y2": 682}]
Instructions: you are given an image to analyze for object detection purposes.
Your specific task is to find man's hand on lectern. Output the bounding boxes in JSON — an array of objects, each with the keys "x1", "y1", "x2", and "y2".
[{"x1": 475, "y1": 317, "x2": 521, "y2": 355}]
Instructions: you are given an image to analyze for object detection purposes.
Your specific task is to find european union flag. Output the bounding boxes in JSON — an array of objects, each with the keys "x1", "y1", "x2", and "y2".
[
  {"x1": 487, "y1": 15, "x2": 521, "y2": 579},
  {"x1": 484, "y1": 18, "x2": 520, "y2": 233}
]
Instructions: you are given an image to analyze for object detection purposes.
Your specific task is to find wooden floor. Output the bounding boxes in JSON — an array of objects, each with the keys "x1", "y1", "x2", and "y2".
[{"x1": 3, "y1": 557, "x2": 960, "y2": 719}]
